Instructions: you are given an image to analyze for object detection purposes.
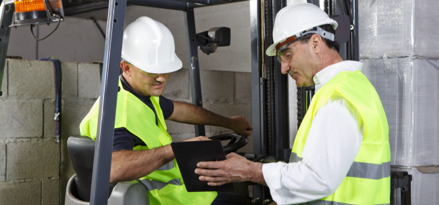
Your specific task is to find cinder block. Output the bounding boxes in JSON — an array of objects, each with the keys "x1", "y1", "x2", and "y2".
[
  {"x1": 59, "y1": 99, "x2": 95, "y2": 196},
  {"x1": 0, "y1": 60, "x2": 7, "y2": 98},
  {"x1": 0, "y1": 99, "x2": 43, "y2": 138},
  {"x1": 61, "y1": 99, "x2": 96, "y2": 137},
  {"x1": 163, "y1": 68, "x2": 189, "y2": 100},
  {"x1": 199, "y1": 70, "x2": 234, "y2": 102},
  {"x1": 0, "y1": 180, "x2": 41, "y2": 205},
  {"x1": 44, "y1": 99, "x2": 56, "y2": 138},
  {"x1": 7, "y1": 139, "x2": 59, "y2": 180},
  {"x1": 0, "y1": 142, "x2": 5, "y2": 181},
  {"x1": 8, "y1": 59, "x2": 55, "y2": 98},
  {"x1": 61, "y1": 62, "x2": 78, "y2": 97},
  {"x1": 166, "y1": 120, "x2": 195, "y2": 134},
  {"x1": 78, "y1": 62, "x2": 101, "y2": 98},
  {"x1": 42, "y1": 178, "x2": 59, "y2": 205},
  {"x1": 210, "y1": 102, "x2": 252, "y2": 133},
  {"x1": 234, "y1": 72, "x2": 252, "y2": 102},
  {"x1": 45, "y1": 98, "x2": 96, "y2": 138},
  {"x1": 165, "y1": 100, "x2": 211, "y2": 134}
]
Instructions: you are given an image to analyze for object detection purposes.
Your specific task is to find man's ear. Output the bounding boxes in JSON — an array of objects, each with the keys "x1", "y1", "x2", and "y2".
[
  {"x1": 310, "y1": 34, "x2": 322, "y2": 53},
  {"x1": 120, "y1": 61, "x2": 131, "y2": 76}
]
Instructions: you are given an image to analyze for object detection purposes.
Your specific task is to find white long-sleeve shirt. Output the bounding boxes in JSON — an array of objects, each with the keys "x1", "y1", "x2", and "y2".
[{"x1": 262, "y1": 61, "x2": 365, "y2": 205}]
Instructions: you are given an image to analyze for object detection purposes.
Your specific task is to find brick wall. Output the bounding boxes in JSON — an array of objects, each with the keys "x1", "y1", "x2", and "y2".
[{"x1": 0, "y1": 59, "x2": 252, "y2": 204}]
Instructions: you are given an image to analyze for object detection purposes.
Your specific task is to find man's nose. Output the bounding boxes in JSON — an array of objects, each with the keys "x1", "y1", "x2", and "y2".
[
  {"x1": 280, "y1": 61, "x2": 291, "y2": 74},
  {"x1": 156, "y1": 74, "x2": 167, "y2": 82}
]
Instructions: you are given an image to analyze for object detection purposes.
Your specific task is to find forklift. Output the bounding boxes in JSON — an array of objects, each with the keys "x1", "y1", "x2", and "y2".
[{"x1": 0, "y1": 0, "x2": 410, "y2": 204}]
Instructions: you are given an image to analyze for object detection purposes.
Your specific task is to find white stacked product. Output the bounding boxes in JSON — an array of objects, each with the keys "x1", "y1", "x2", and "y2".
[
  {"x1": 361, "y1": 58, "x2": 439, "y2": 167},
  {"x1": 359, "y1": 0, "x2": 439, "y2": 204},
  {"x1": 359, "y1": 0, "x2": 439, "y2": 58},
  {"x1": 361, "y1": 55, "x2": 439, "y2": 205}
]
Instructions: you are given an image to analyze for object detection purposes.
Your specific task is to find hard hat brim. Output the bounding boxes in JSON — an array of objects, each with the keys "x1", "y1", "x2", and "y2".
[
  {"x1": 266, "y1": 42, "x2": 280, "y2": 56},
  {"x1": 137, "y1": 54, "x2": 183, "y2": 74}
]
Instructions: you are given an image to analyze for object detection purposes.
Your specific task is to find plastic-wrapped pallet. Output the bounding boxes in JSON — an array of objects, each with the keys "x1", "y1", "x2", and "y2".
[
  {"x1": 391, "y1": 166, "x2": 439, "y2": 205},
  {"x1": 359, "y1": 0, "x2": 439, "y2": 58},
  {"x1": 361, "y1": 57, "x2": 439, "y2": 166}
]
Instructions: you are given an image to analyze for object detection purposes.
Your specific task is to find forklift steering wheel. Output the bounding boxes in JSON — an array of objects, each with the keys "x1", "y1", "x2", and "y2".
[{"x1": 208, "y1": 133, "x2": 249, "y2": 154}]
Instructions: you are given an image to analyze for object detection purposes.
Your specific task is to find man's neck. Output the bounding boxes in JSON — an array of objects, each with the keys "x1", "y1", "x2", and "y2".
[{"x1": 316, "y1": 50, "x2": 344, "y2": 74}]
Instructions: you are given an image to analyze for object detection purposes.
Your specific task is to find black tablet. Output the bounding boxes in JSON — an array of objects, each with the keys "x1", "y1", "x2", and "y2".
[{"x1": 171, "y1": 140, "x2": 235, "y2": 192}]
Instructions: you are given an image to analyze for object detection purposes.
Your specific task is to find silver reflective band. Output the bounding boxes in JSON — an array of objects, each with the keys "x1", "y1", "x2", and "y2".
[
  {"x1": 297, "y1": 26, "x2": 335, "y2": 41},
  {"x1": 138, "y1": 178, "x2": 182, "y2": 191},
  {"x1": 347, "y1": 161, "x2": 390, "y2": 180},
  {"x1": 157, "y1": 161, "x2": 175, "y2": 171},
  {"x1": 289, "y1": 152, "x2": 390, "y2": 180},
  {"x1": 289, "y1": 152, "x2": 302, "y2": 163},
  {"x1": 297, "y1": 200, "x2": 389, "y2": 205}
]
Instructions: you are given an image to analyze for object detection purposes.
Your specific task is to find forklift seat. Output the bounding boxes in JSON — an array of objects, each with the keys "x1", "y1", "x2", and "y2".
[
  {"x1": 65, "y1": 136, "x2": 149, "y2": 205},
  {"x1": 67, "y1": 136, "x2": 106, "y2": 201}
]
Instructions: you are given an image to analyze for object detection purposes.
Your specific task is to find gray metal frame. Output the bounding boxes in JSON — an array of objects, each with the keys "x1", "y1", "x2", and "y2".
[
  {"x1": 184, "y1": 8, "x2": 205, "y2": 136},
  {"x1": 89, "y1": 0, "x2": 127, "y2": 203},
  {"x1": 250, "y1": 0, "x2": 263, "y2": 199}
]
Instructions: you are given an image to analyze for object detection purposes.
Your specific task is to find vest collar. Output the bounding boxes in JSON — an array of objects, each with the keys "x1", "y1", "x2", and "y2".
[{"x1": 314, "y1": 61, "x2": 363, "y2": 92}]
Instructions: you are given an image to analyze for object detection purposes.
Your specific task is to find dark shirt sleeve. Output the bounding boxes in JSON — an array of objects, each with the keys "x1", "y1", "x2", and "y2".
[
  {"x1": 113, "y1": 128, "x2": 147, "y2": 152},
  {"x1": 113, "y1": 128, "x2": 135, "y2": 152},
  {"x1": 159, "y1": 96, "x2": 174, "y2": 119}
]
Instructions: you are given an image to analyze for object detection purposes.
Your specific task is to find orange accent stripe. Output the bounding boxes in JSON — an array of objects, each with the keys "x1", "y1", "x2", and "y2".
[{"x1": 275, "y1": 35, "x2": 297, "y2": 51}]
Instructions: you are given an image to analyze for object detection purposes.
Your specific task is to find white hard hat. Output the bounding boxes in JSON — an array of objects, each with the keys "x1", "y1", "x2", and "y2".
[
  {"x1": 266, "y1": 3, "x2": 338, "y2": 56},
  {"x1": 121, "y1": 16, "x2": 182, "y2": 74}
]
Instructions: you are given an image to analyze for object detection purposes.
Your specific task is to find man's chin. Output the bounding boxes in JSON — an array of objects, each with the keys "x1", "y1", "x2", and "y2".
[{"x1": 150, "y1": 89, "x2": 165, "y2": 96}]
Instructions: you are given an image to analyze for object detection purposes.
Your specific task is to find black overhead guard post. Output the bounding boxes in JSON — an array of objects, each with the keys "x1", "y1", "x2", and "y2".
[
  {"x1": 272, "y1": 0, "x2": 289, "y2": 162},
  {"x1": 0, "y1": 1, "x2": 14, "y2": 96},
  {"x1": 184, "y1": 8, "x2": 206, "y2": 137},
  {"x1": 89, "y1": 0, "x2": 126, "y2": 204}
]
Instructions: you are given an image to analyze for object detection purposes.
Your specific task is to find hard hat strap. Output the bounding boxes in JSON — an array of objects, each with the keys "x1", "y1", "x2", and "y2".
[
  {"x1": 297, "y1": 26, "x2": 335, "y2": 41},
  {"x1": 275, "y1": 26, "x2": 335, "y2": 56}
]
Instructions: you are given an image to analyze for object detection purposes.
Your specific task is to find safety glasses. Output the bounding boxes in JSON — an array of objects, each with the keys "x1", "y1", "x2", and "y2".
[
  {"x1": 275, "y1": 36, "x2": 299, "y2": 63},
  {"x1": 138, "y1": 69, "x2": 160, "y2": 77}
]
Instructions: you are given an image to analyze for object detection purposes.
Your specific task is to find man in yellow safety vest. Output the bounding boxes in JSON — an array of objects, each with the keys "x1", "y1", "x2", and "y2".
[
  {"x1": 196, "y1": 3, "x2": 390, "y2": 204},
  {"x1": 80, "y1": 16, "x2": 253, "y2": 205}
]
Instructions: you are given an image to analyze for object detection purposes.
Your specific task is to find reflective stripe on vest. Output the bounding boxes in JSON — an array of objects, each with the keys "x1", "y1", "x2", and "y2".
[
  {"x1": 290, "y1": 153, "x2": 391, "y2": 180},
  {"x1": 291, "y1": 70, "x2": 390, "y2": 204},
  {"x1": 138, "y1": 178, "x2": 182, "y2": 191},
  {"x1": 157, "y1": 161, "x2": 175, "y2": 171}
]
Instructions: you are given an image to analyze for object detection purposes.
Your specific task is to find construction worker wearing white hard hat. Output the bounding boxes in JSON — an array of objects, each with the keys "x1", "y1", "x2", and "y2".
[
  {"x1": 80, "y1": 16, "x2": 253, "y2": 205},
  {"x1": 196, "y1": 3, "x2": 390, "y2": 205}
]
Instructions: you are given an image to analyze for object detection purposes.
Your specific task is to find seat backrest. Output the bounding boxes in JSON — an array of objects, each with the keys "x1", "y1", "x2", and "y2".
[{"x1": 67, "y1": 136, "x2": 96, "y2": 201}]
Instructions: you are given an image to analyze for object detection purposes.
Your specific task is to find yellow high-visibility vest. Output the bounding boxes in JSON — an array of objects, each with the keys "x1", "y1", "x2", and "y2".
[
  {"x1": 80, "y1": 79, "x2": 217, "y2": 205},
  {"x1": 291, "y1": 70, "x2": 390, "y2": 205}
]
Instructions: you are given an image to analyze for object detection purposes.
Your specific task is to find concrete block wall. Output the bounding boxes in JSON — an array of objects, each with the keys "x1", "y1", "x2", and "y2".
[
  {"x1": 0, "y1": 58, "x2": 252, "y2": 204},
  {"x1": 0, "y1": 59, "x2": 100, "y2": 204}
]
